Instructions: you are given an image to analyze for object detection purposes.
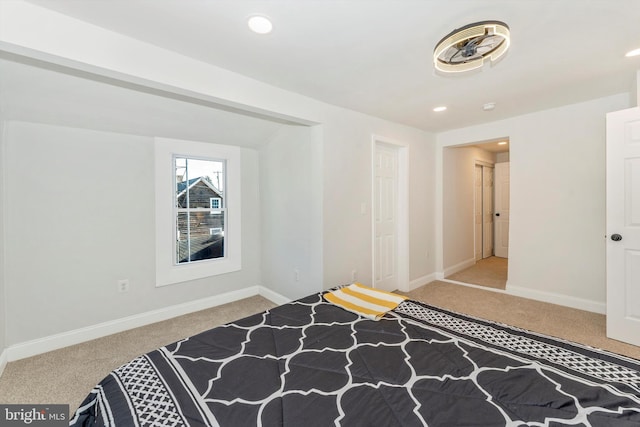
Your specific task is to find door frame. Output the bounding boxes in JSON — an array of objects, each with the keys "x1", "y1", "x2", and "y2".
[
  {"x1": 435, "y1": 138, "x2": 510, "y2": 281},
  {"x1": 371, "y1": 135, "x2": 409, "y2": 292}
]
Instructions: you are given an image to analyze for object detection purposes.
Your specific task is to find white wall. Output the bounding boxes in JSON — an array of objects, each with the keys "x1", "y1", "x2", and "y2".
[
  {"x1": 259, "y1": 109, "x2": 436, "y2": 296},
  {"x1": 442, "y1": 146, "x2": 495, "y2": 271},
  {"x1": 635, "y1": 70, "x2": 639, "y2": 107},
  {"x1": 3, "y1": 121, "x2": 263, "y2": 345},
  {"x1": 437, "y1": 93, "x2": 631, "y2": 311},
  {"x1": 320, "y1": 110, "x2": 435, "y2": 290},
  {"x1": 0, "y1": 120, "x2": 6, "y2": 359},
  {"x1": 260, "y1": 125, "x2": 323, "y2": 300},
  {"x1": 0, "y1": 3, "x2": 437, "y2": 351}
]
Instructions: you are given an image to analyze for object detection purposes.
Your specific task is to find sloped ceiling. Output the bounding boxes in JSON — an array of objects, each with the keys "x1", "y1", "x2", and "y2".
[
  {"x1": 0, "y1": 58, "x2": 286, "y2": 147},
  {"x1": 10, "y1": 1, "x2": 640, "y2": 132}
]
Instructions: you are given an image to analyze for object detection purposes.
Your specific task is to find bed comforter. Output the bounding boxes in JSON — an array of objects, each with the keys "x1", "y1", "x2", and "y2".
[{"x1": 70, "y1": 292, "x2": 640, "y2": 426}]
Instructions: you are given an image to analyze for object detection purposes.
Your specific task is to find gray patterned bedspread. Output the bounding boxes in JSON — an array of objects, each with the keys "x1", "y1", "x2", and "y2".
[{"x1": 70, "y1": 292, "x2": 640, "y2": 426}]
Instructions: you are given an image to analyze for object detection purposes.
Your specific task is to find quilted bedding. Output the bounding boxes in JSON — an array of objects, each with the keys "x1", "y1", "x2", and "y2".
[{"x1": 70, "y1": 292, "x2": 640, "y2": 426}]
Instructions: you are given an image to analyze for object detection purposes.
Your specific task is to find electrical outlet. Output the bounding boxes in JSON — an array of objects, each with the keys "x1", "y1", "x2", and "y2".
[
  {"x1": 351, "y1": 270, "x2": 358, "y2": 282},
  {"x1": 294, "y1": 269, "x2": 300, "y2": 282},
  {"x1": 117, "y1": 279, "x2": 130, "y2": 293}
]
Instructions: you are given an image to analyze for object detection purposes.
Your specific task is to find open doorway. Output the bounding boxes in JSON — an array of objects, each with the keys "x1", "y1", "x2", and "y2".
[{"x1": 442, "y1": 139, "x2": 510, "y2": 290}]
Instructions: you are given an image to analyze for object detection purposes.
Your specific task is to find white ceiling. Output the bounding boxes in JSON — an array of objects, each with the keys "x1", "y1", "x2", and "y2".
[
  {"x1": 0, "y1": 57, "x2": 286, "y2": 147},
  {"x1": 14, "y1": 1, "x2": 640, "y2": 132}
]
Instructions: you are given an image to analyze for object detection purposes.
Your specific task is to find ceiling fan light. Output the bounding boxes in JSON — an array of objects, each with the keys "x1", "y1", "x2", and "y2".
[{"x1": 434, "y1": 21, "x2": 510, "y2": 73}]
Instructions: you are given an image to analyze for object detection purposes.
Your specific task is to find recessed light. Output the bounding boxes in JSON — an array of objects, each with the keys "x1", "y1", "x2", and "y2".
[
  {"x1": 248, "y1": 15, "x2": 273, "y2": 34},
  {"x1": 433, "y1": 106, "x2": 447, "y2": 112},
  {"x1": 482, "y1": 102, "x2": 496, "y2": 111},
  {"x1": 625, "y1": 48, "x2": 640, "y2": 57}
]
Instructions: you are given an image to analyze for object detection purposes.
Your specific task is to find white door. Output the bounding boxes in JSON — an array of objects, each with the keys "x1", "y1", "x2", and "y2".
[
  {"x1": 374, "y1": 144, "x2": 398, "y2": 291},
  {"x1": 482, "y1": 166, "x2": 494, "y2": 258},
  {"x1": 606, "y1": 107, "x2": 640, "y2": 347},
  {"x1": 475, "y1": 165, "x2": 483, "y2": 260},
  {"x1": 494, "y1": 162, "x2": 510, "y2": 258}
]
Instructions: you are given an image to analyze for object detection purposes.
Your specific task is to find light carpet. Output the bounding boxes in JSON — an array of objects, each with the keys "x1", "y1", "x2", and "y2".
[{"x1": 1, "y1": 281, "x2": 639, "y2": 416}]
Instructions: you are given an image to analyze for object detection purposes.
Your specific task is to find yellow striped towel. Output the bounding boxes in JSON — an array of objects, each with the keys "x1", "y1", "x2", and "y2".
[{"x1": 324, "y1": 283, "x2": 408, "y2": 320}]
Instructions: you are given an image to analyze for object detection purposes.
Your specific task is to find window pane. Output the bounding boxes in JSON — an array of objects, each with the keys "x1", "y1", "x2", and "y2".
[
  {"x1": 175, "y1": 157, "x2": 225, "y2": 209},
  {"x1": 176, "y1": 211, "x2": 225, "y2": 264},
  {"x1": 175, "y1": 157, "x2": 188, "y2": 208}
]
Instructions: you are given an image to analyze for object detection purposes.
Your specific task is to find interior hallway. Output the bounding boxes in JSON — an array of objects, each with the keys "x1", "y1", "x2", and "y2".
[{"x1": 446, "y1": 256, "x2": 508, "y2": 289}]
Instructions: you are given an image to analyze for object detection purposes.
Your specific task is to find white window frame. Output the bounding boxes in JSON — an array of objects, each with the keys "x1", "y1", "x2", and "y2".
[
  {"x1": 209, "y1": 197, "x2": 222, "y2": 209},
  {"x1": 155, "y1": 137, "x2": 241, "y2": 287}
]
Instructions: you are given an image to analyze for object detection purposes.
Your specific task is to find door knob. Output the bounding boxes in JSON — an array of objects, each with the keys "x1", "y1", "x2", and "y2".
[
  {"x1": 611, "y1": 234, "x2": 622, "y2": 241},
  {"x1": 495, "y1": 213, "x2": 500, "y2": 217}
]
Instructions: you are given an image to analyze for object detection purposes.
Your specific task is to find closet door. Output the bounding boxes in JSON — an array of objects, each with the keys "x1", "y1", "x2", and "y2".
[
  {"x1": 475, "y1": 165, "x2": 483, "y2": 260},
  {"x1": 494, "y1": 162, "x2": 510, "y2": 258},
  {"x1": 606, "y1": 107, "x2": 640, "y2": 346},
  {"x1": 482, "y1": 166, "x2": 494, "y2": 258}
]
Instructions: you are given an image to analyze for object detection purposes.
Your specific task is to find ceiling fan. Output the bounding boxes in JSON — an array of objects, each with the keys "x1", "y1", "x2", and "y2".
[{"x1": 434, "y1": 21, "x2": 510, "y2": 73}]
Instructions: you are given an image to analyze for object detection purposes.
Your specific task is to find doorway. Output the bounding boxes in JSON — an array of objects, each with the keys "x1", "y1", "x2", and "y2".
[{"x1": 442, "y1": 139, "x2": 510, "y2": 289}]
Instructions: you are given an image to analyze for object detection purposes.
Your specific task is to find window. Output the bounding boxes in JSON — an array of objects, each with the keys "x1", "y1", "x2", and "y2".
[
  {"x1": 175, "y1": 157, "x2": 225, "y2": 264},
  {"x1": 209, "y1": 197, "x2": 222, "y2": 209},
  {"x1": 155, "y1": 138, "x2": 241, "y2": 287}
]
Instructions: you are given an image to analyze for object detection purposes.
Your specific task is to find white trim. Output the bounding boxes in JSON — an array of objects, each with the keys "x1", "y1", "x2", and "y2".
[
  {"x1": 5, "y1": 286, "x2": 261, "y2": 362},
  {"x1": 440, "y1": 278, "x2": 509, "y2": 294},
  {"x1": 474, "y1": 159, "x2": 495, "y2": 168},
  {"x1": 408, "y1": 273, "x2": 437, "y2": 291},
  {"x1": 155, "y1": 138, "x2": 241, "y2": 286},
  {"x1": 442, "y1": 257, "x2": 476, "y2": 278},
  {"x1": 258, "y1": 286, "x2": 291, "y2": 306},
  {"x1": 506, "y1": 284, "x2": 606, "y2": 314},
  {"x1": 0, "y1": 349, "x2": 7, "y2": 377},
  {"x1": 438, "y1": 278, "x2": 605, "y2": 314}
]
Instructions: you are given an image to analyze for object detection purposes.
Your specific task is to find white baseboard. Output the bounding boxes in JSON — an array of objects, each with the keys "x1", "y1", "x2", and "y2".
[
  {"x1": 506, "y1": 284, "x2": 606, "y2": 314},
  {"x1": 443, "y1": 257, "x2": 476, "y2": 278},
  {"x1": 258, "y1": 286, "x2": 291, "y2": 306},
  {"x1": 5, "y1": 286, "x2": 262, "y2": 362},
  {"x1": 407, "y1": 273, "x2": 437, "y2": 291},
  {"x1": 441, "y1": 278, "x2": 509, "y2": 294},
  {"x1": 437, "y1": 278, "x2": 605, "y2": 314}
]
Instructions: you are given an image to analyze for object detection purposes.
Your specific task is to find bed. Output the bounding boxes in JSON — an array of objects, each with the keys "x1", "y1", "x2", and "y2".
[{"x1": 70, "y1": 289, "x2": 640, "y2": 426}]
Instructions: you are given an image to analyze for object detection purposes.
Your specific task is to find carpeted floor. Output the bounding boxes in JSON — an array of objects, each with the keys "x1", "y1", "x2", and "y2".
[
  {"x1": 401, "y1": 281, "x2": 640, "y2": 360},
  {"x1": 0, "y1": 295, "x2": 277, "y2": 415},
  {"x1": 1, "y1": 280, "x2": 639, "y2": 417},
  {"x1": 446, "y1": 256, "x2": 507, "y2": 289}
]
